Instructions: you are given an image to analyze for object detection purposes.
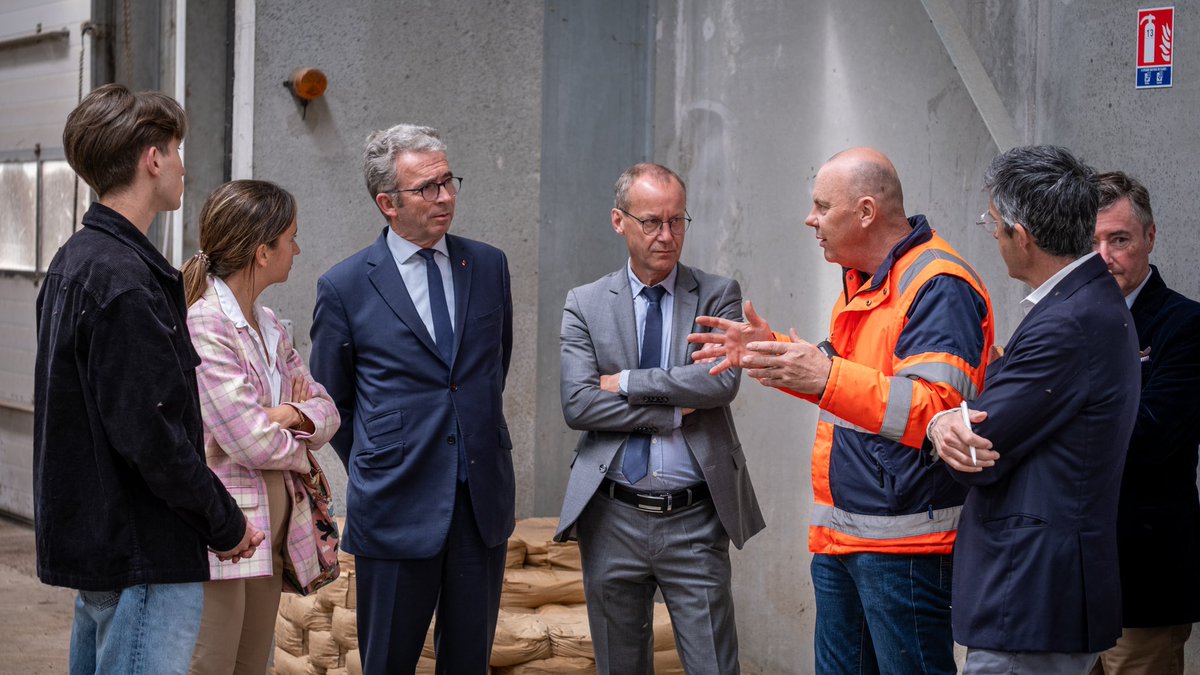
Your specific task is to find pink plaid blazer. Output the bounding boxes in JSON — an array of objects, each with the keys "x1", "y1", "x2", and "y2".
[{"x1": 188, "y1": 279, "x2": 339, "y2": 584}]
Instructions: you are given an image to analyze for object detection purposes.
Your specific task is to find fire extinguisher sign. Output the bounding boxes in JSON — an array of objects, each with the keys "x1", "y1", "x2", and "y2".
[{"x1": 1137, "y1": 6, "x2": 1174, "y2": 89}]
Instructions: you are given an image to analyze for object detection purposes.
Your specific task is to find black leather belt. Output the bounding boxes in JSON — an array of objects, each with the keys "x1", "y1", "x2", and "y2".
[{"x1": 601, "y1": 479, "x2": 710, "y2": 514}]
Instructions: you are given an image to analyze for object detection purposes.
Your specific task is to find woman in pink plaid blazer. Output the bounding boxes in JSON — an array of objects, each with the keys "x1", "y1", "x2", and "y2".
[{"x1": 181, "y1": 180, "x2": 339, "y2": 674}]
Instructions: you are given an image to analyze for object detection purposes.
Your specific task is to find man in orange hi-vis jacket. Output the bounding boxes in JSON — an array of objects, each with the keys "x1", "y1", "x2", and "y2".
[{"x1": 691, "y1": 147, "x2": 994, "y2": 675}]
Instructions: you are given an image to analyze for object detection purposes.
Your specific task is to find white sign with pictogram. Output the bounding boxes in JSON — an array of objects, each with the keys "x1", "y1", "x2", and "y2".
[{"x1": 1137, "y1": 6, "x2": 1174, "y2": 89}]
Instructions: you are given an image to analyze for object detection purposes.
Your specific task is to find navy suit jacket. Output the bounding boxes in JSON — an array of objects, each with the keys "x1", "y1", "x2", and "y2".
[
  {"x1": 1117, "y1": 266, "x2": 1200, "y2": 627},
  {"x1": 949, "y1": 254, "x2": 1139, "y2": 653},
  {"x1": 310, "y1": 229, "x2": 514, "y2": 559}
]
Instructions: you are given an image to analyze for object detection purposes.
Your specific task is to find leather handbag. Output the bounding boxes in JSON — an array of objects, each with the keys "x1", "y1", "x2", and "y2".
[{"x1": 282, "y1": 449, "x2": 340, "y2": 595}]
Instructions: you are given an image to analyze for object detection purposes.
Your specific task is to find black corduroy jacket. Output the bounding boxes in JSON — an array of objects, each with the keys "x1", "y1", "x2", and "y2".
[{"x1": 33, "y1": 202, "x2": 244, "y2": 591}]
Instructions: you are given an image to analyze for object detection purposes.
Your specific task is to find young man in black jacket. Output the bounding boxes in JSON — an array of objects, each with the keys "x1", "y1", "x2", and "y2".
[{"x1": 34, "y1": 84, "x2": 262, "y2": 674}]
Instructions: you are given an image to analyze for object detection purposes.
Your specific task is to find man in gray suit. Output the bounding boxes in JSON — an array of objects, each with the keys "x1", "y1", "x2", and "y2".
[{"x1": 555, "y1": 163, "x2": 764, "y2": 675}]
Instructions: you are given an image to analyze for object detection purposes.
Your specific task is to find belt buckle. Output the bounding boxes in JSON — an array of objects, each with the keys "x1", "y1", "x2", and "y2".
[{"x1": 635, "y1": 493, "x2": 669, "y2": 513}]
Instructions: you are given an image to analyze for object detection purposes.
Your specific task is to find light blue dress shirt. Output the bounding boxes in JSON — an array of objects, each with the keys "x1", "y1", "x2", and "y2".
[
  {"x1": 610, "y1": 262, "x2": 704, "y2": 490},
  {"x1": 385, "y1": 229, "x2": 456, "y2": 342}
]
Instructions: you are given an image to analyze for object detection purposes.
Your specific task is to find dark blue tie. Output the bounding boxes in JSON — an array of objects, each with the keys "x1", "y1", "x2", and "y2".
[
  {"x1": 417, "y1": 248, "x2": 467, "y2": 481},
  {"x1": 622, "y1": 285, "x2": 666, "y2": 484},
  {"x1": 416, "y1": 249, "x2": 454, "y2": 363}
]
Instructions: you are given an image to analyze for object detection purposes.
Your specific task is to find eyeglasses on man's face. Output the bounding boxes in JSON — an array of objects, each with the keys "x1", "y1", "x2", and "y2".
[
  {"x1": 393, "y1": 176, "x2": 463, "y2": 202},
  {"x1": 976, "y1": 210, "x2": 1006, "y2": 235},
  {"x1": 617, "y1": 208, "x2": 692, "y2": 236}
]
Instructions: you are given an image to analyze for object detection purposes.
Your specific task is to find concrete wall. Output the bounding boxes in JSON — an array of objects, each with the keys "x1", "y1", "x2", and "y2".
[
  {"x1": 247, "y1": 0, "x2": 544, "y2": 515},
  {"x1": 641, "y1": 1, "x2": 1200, "y2": 671}
]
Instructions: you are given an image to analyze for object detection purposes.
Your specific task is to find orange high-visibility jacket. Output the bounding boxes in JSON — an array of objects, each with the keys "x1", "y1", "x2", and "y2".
[{"x1": 784, "y1": 217, "x2": 994, "y2": 556}]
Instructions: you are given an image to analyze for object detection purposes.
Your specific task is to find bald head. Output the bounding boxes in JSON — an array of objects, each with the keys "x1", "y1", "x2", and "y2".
[
  {"x1": 824, "y1": 147, "x2": 905, "y2": 220},
  {"x1": 806, "y1": 147, "x2": 913, "y2": 272}
]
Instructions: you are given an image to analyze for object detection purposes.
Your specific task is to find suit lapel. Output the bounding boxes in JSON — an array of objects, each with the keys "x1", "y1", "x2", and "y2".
[
  {"x1": 448, "y1": 235, "x2": 471, "y2": 365},
  {"x1": 671, "y1": 265, "x2": 699, "y2": 366},
  {"x1": 1008, "y1": 254, "x2": 1109, "y2": 347},
  {"x1": 606, "y1": 270, "x2": 639, "y2": 368},
  {"x1": 365, "y1": 231, "x2": 441, "y2": 359}
]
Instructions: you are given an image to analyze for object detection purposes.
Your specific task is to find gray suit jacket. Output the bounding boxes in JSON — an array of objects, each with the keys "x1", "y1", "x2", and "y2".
[{"x1": 554, "y1": 263, "x2": 765, "y2": 548}]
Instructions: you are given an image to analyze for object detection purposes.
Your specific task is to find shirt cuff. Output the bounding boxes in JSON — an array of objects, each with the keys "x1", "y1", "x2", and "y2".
[
  {"x1": 673, "y1": 407, "x2": 683, "y2": 428},
  {"x1": 618, "y1": 370, "x2": 630, "y2": 395},
  {"x1": 925, "y1": 408, "x2": 960, "y2": 442}
]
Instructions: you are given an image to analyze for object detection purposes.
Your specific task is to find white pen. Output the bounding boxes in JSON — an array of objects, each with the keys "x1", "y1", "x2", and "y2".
[{"x1": 959, "y1": 400, "x2": 977, "y2": 466}]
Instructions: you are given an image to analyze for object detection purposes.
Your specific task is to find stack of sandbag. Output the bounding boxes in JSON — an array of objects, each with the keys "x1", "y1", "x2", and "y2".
[
  {"x1": 271, "y1": 517, "x2": 683, "y2": 674},
  {"x1": 270, "y1": 517, "x2": 369, "y2": 675},
  {"x1": 492, "y1": 518, "x2": 684, "y2": 674}
]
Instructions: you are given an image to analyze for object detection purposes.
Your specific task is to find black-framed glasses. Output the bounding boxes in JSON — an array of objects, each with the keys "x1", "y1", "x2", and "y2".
[
  {"x1": 617, "y1": 208, "x2": 692, "y2": 236},
  {"x1": 975, "y1": 210, "x2": 1005, "y2": 234},
  {"x1": 392, "y1": 176, "x2": 463, "y2": 202}
]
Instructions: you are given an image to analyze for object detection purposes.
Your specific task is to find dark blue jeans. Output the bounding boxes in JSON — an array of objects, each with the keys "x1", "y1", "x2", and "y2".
[{"x1": 811, "y1": 552, "x2": 955, "y2": 675}]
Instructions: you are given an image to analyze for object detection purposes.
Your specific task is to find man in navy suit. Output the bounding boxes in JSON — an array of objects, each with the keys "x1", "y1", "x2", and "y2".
[
  {"x1": 1091, "y1": 172, "x2": 1200, "y2": 675},
  {"x1": 310, "y1": 124, "x2": 514, "y2": 674},
  {"x1": 927, "y1": 145, "x2": 1140, "y2": 674}
]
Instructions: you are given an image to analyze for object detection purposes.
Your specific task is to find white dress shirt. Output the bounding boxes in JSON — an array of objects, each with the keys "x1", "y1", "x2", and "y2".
[{"x1": 212, "y1": 276, "x2": 282, "y2": 406}]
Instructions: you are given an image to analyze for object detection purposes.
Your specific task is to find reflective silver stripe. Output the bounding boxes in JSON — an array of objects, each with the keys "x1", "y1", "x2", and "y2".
[
  {"x1": 819, "y1": 410, "x2": 871, "y2": 435},
  {"x1": 811, "y1": 503, "x2": 962, "y2": 540},
  {"x1": 879, "y1": 376, "x2": 914, "y2": 441},
  {"x1": 897, "y1": 248, "x2": 984, "y2": 297},
  {"x1": 896, "y1": 361, "x2": 980, "y2": 400}
]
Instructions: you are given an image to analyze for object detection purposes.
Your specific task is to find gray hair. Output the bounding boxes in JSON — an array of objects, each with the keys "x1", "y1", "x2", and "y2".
[
  {"x1": 983, "y1": 145, "x2": 1097, "y2": 258},
  {"x1": 362, "y1": 124, "x2": 447, "y2": 198},
  {"x1": 1096, "y1": 171, "x2": 1154, "y2": 233},
  {"x1": 614, "y1": 163, "x2": 687, "y2": 211}
]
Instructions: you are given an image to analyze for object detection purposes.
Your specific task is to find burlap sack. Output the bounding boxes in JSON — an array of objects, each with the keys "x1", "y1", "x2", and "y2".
[
  {"x1": 534, "y1": 603, "x2": 587, "y2": 616},
  {"x1": 654, "y1": 648, "x2": 685, "y2": 674},
  {"x1": 415, "y1": 657, "x2": 437, "y2": 674},
  {"x1": 271, "y1": 647, "x2": 309, "y2": 675},
  {"x1": 506, "y1": 538, "x2": 526, "y2": 568},
  {"x1": 421, "y1": 620, "x2": 436, "y2": 659},
  {"x1": 304, "y1": 660, "x2": 328, "y2": 674},
  {"x1": 326, "y1": 669, "x2": 349, "y2": 675},
  {"x1": 494, "y1": 655, "x2": 597, "y2": 674},
  {"x1": 546, "y1": 610, "x2": 592, "y2": 659},
  {"x1": 511, "y1": 517, "x2": 559, "y2": 561},
  {"x1": 282, "y1": 592, "x2": 333, "y2": 632},
  {"x1": 490, "y1": 610, "x2": 552, "y2": 666},
  {"x1": 275, "y1": 615, "x2": 307, "y2": 656},
  {"x1": 546, "y1": 542, "x2": 582, "y2": 570},
  {"x1": 315, "y1": 571, "x2": 352, "y2": 610},
  {"x1": 524, "y1": 552, "x2": 550, "y2": 568},
  {"x1": 331, "y1": 605, "x2": 358, "y2": 651},
  {"x1": 653, "y1": 602, "x2": 676, "y2": 651},
  {"x1": 345, "y1": 649, "x2": 361, "y2": 675},
  {"x1": 500, "y1": 568, "x2": 585, "y2": 608},
  {"x1": 344, "y1": 570, "x2": 357, "y2": 610},
  {"x1": 308, "y1": 629, "x2": 342, "y2": 670}
]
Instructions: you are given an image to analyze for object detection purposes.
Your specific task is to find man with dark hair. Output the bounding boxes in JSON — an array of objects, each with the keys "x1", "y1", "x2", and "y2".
[
  {"x1": 36, "y1": 83, "x2": 261, "y2": 674},
  {"x1": 928, "y1": 145, "x2": 1140, "y2": 674},
  {"x1": 555, "y1": 163, "x2": 764, "y2": 674},
  {"x1": 690, "y1": 148, "x2": 994, "y2": 675},
  {"x1": 1091, "y1": 171, "x2": 1200, "y2": 675},
  {"x1": 311, "y1": 123, "x2": 514, "y2": 674}
]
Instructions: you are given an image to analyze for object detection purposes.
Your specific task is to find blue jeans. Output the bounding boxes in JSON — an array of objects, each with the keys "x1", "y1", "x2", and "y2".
[
  {"x1": 811, "y1": 553, "x2": 954, "y2": 675},
  {"x1": 69, "y1": 583, "x2": 204, "y2": 675}
]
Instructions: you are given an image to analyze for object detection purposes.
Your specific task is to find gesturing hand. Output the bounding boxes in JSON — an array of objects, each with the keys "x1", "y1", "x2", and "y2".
[{"x1": 688, "y1": 300, "x2": 774, "y2": 375}]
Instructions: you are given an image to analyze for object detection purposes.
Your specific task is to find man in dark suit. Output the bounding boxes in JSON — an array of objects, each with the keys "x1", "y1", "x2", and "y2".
[
  {"x1": 1090, "y1": 171, "x2": 1200, "y2": 675},
  {"x1": 928, "y1": 145, "x2": 1140, "y2": 674},
  {"x1": 555, "y1": 163, "x2": 764, "y2": 674},
  {"x1": 310, "y1": 124, "x2": 514, "y2": 674}
]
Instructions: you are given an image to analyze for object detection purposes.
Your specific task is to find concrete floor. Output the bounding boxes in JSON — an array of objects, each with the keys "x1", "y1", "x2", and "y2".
[{"x1": 0, "y1": 517, "x2": 73, "y2": 673}]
